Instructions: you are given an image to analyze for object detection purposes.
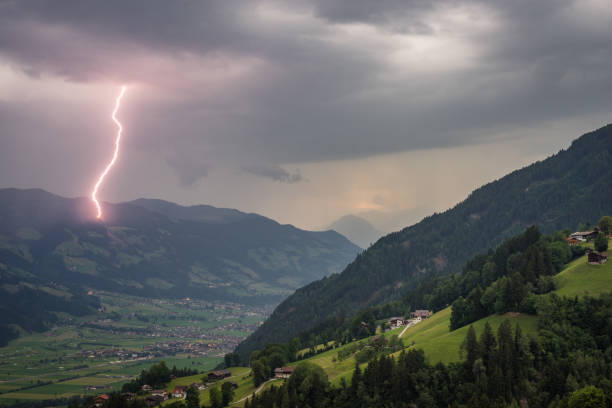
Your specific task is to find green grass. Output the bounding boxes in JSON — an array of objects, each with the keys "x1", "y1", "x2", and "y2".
[
  {"x1": 162, "y1": 367, "x2": 254, "y2": 407},
  {"x1": 408, "y1": 310, "x2": 537, "y2": 364},
  {"x1": 0, "y1": 289, "x2": 265, "y2": 405},
  {"x1": 301, "y1": 243, "x2": 612, "y2": 384},
  {"x1": 300, "y1": 309, "x2": 537, "y2": 385},
  {"x1": 555, "y1": 244, "x2": 612, "y2": 298}
]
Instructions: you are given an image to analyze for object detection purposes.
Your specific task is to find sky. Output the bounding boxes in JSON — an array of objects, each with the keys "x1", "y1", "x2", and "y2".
[{"x1": 1, "y1": 0, "x2": 611, "y2": 232}]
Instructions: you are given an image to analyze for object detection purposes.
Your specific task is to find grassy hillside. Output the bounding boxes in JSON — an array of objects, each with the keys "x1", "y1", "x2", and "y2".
[
  {"x1": 298, "y1": 310, "x2": 537, "y2": 386},
  {"x1": 408, "y1": 309, "x2": 537, "y2": 364},
  {"x1": 554, "y1": 239, "x2": 612, "y2": 297},
  {"x1": 237, "y1": 123, "x2": 612, "y2": 359},
  {"x1": 131, "y1": 248, "x2": 612, "y2": 407},
  {"x1": 299, "y1": 243, "x2": 612, "y2": 383}
]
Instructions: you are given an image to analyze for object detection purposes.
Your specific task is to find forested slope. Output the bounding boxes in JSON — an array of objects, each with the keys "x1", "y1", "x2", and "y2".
[{"x1": 236, "y1": 123, "x2": 612, "y2": 359}]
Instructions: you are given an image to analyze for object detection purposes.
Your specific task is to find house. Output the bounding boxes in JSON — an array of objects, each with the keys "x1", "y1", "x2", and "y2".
[
  {"x1": 567, "y1": 237, "x2": 580, "y2": 246},
  {"x1": 121, "y1": 392, "x2": 135, "y2": 401},
  {"x1": 274, "y1": 366, "x2": 296, "y2": 379},
  {"x1": 410, "y1": 310, "x2": 431, "y2": 319},
  {"x1": 94, "y1": 394, "x2": 109, "y2": 407},
  {"x1": 588, "y1": 251, "x2": 608, "y2": 265},
  {"x1": 151, "y1": 390, "x2": 168, "y2": 400},
  {"x1": 207, "y1": 370, "x2": 231, "y2": 381},
  {"x1": 190, "y1": 382, "x2": 206, "y2": 390},
  {"x1": 145, "y1": 395, "x2": 164, "y2": 407},
  {"x1": 172, "y1": 386, "x2": 187, "y2": 399},
  {"x1": 142, "y1": 384, "x2": 153, "y2": 392},
  {"x1": 389, "y1": 317, "x2": 405, "y2": 328},
  {"x1": 570, "y1": 227, "x2": 600, "y2": 241}
]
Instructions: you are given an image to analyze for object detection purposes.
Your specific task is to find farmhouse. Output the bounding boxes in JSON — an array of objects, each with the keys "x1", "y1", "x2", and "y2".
[
  {"x1": 172, "y1": 386, "x2": 187, "y2": 399},
  {"x1": 208, "y1": 370, "x2": 231, "y2": 381},
  {"x1": 389, "y1": 317, "x2": 405, "y2": 328},
  {"x1": 121, "y1": 392, "x2": 135, "y2": 401},
  {"x1": 94, "y1": 394, "x2": 109, "y2": 407},
  {"x1": 567, "y1": 237, "x2": 580, "y2": 246},
  {"x1": 274, "y1": 366, "x2": 296, "y2": 379},
  {"x1": 570, "y1": 227, "x2": 600, "y2": 241},
  {"x1": 151, "y1": 390, "x2": 168, "y2": 400},
  {"x1": 588, "y1": 251, "x2": 608, "y2": 265},
  {"x1": 410, "y1": 310, "x2": 431, "y2": 319},
  {"x1": 191, "y1": 382, "x2": 206, "y2": 390},
  {"x1": 145, "y1": 395, "x2": 164, "y2": 407}
]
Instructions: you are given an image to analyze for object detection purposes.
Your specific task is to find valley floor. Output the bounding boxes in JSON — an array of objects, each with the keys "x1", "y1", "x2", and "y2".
[{"x1": 0, "y1": 293, "x2": 271, "y2": 406}]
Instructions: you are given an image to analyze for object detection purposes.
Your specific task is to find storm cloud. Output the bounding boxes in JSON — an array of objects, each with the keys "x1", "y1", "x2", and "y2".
[
  {"x1": 0, "y1": 0, "x2": 610, "y2": 229},
  {"x1": 242, "y1": 164, "x2": 304, "y2": 183}
]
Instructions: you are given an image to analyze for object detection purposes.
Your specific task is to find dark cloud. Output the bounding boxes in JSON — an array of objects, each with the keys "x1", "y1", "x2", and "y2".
[
  {"x1": 242, "y1": 164, "x2": 304, "y2": 183},
  {"x1": 0, "y1": 0, "x2": 611, "y2": 192}
]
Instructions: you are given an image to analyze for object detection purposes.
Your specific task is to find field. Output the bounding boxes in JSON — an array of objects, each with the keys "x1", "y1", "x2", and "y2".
[
  {"x1": 0, "y1": 292, "x2": 270, "y2": 406},
  {"x1": 554, "y1": 240, "x2": 612, "y2": 298}
]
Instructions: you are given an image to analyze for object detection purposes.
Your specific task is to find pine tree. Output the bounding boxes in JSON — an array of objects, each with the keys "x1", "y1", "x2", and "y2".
[
  {"x1": 480, "y1": 322, "x2": 496, "y2": 369},
  {"x1": 496, "y1": 319, "x2": 514, "y2": 401},
  {"x1": 185, "y1": 386, "x2": 200, "y2": 408},
  {"x1": 464, "y1": 325, "x2": 480, "y2": 380},
  {"x1": 595, "y1": 232, "x2": 608, "y2": 252}
]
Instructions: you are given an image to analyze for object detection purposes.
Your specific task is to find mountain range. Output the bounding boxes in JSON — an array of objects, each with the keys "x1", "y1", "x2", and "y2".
[
  {"x1": 235, "y1": 123, "x2": 612, "y2": 359},
  {"x1": 0, "y1": 189, "x2": 360, "y2": 344}
]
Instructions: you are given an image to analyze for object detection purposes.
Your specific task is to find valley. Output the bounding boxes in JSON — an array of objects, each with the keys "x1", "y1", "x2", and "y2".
[{"x1": 0, "y1": 293, "x2": 270, "y2": 405}]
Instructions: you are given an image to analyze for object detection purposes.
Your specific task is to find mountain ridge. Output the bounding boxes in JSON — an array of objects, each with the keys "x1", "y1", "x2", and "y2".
[
  {"x1": 235, "y1": 123, "x2": 612, "y2": 359},
  {"x1": 0, "y1": 188, "x2": 360, "y2": 344}
]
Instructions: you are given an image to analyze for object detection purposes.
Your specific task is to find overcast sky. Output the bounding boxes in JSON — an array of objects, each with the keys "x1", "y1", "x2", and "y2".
[{"x1": 1, "y1": 0, "x2": 611, "y2": 231}]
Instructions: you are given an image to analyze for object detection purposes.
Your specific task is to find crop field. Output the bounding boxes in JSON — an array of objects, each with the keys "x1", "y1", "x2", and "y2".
[{"x1": 0, "y1": 292, "x2": 270, "y2": 405}]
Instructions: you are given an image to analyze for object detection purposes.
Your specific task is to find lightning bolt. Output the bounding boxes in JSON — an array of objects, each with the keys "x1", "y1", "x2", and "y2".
[{"x1": 91, "y1": 85, "x2": 127, "y2": 219}]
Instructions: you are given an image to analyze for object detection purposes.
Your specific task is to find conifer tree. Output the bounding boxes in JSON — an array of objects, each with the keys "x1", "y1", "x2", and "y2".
[{"x1": 464, "y1": 325, "x2": 480, "y2": 380}]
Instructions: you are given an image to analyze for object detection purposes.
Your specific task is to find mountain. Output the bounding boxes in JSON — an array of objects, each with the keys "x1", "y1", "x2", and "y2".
[
  {"x1": 0, "y1": 189, "x2": 360, "y2": 344},
  {"x1": 128, "y1": 198, "x2": 249, "y2": 224},
  {"x1": 327, "y1": 214, "x2": 383, "y2": 248},
  {"x1": 235, "y1": 123, "x2": 612, "y2": 359}
]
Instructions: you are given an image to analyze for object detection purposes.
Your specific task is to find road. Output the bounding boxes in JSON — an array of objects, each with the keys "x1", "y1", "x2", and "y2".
[{"x1": 232, "y1": 378, "x2": 278, "y2": 404}]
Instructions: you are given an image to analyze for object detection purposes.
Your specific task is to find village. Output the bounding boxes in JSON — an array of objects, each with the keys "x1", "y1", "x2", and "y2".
[{"x1": 91, "y1": 369, "x2": 240, "y2": 407}]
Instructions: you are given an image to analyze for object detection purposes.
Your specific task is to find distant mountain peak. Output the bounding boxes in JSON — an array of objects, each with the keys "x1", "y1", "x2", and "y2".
[{"x1": 327, "y1": 214, "x2": 383, "y2": 249}]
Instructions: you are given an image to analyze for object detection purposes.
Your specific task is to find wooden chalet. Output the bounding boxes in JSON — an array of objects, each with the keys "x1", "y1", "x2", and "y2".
[
  {"x1": 94, "y1": 394, "x2": 109, "y2": 407},
  {"x1": 410, "y1": 310, "x2": 431, "y2": 319},
  {"x1": 151, "y1": 390, "x2": 168, "y2": 400},
  {"x1": 145, "y1": 395, "x2": 164, "y2": 407},
  {"x1": 389, "y1": 317, "x2": 405, "y2": 328},
  {"x1": 274, "y1": 366, "x2": 296, "y2": 379},
  {"x1": 588, "y1": 251, "x2": 608, "y2": 265},
  {"x1": 172, "y1": 386, "x2": 187, "y2": 399},
  {"x1": 208, "y1": 370, "x2": 231, "y2": 381},
  {"x1": 570, "y1": 227, "x2": 600, "y2": 241}
]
